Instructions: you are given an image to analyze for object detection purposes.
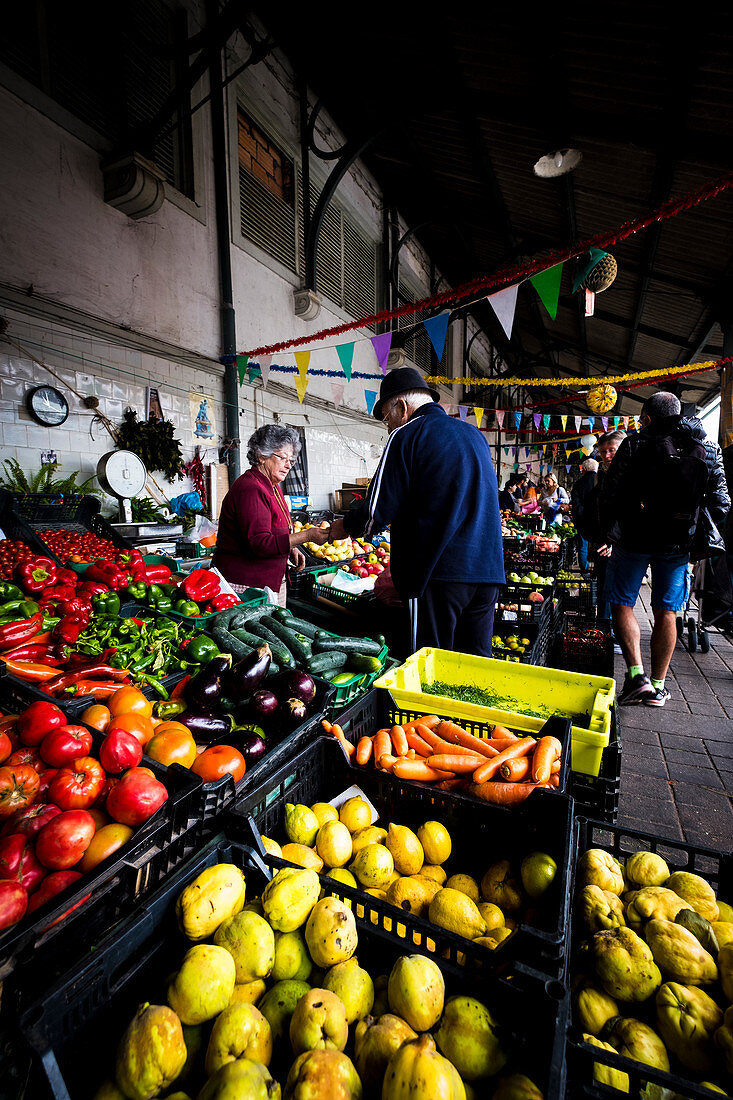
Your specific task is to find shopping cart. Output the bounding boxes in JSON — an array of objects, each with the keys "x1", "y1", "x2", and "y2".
[{"x1": 676, "y1": 552, "x2": 733, "y2": 653}]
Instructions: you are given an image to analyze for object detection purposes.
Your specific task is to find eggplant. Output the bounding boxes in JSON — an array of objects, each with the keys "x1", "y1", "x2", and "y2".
[
  {"x1": 185, "y1": 655, "x2": 232, "y2": 712},
  {"x1": 279, "y1": 696, "x2": 307, "y2": 727},
  {"x1": 275, "y1": 668, "x2": 316, "y2": 705},
  {"x1": 229, "y1": 644, "x2": 272, "y2": 699},
  {"x1": 251, "y1": 689, "x2": 279, "y2": 719},
  {"x1": 234, "y1": 731, "x2": 267, "y2": 768},
  {"x1": 179, "y1": 711, "x2": 234, "y2": 743}
]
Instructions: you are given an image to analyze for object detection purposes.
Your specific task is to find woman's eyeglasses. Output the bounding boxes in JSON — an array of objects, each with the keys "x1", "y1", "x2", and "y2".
[{"x1": 273, "y1": 453, "x2": 296, "y2": 467}]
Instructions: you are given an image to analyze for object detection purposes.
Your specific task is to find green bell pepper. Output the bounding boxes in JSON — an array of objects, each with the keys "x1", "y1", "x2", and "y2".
[
  {"x1": 91, "y1": 592, "x2": 121, "y2": 616},
  {"x1": 0, "y1": 599, "x2": 40, "y2": 618},
  {"x1": 0, "y1": 583, "x2": 22, "y2": 602},
  {"x1": 154, "y1": 596, "x2": 173, "y2": 614},
  {"x1": 126, "y1": 581, "x2": 148, "y2": 602},
  {"x1": 187, "y1": 634, "x2": 220, "y2": 663},
  {"x1": 174, "y1": 599, "x2": 200, "y2": 617}
]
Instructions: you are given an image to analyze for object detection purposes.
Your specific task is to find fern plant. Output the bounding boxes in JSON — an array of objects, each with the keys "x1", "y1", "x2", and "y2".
[{"x1": 0, "y1": 459, "x2": 100, "y2": 496}]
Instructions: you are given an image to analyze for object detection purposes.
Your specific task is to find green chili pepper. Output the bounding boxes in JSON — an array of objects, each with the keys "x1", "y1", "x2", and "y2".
[
  {"x1": 136, "y1": 674, "x2": 168, "y2": 698},
  {"x1": 117, "y1": 620, "x2": 141, "y2": 638},
  {"x1": 129, "y1": 652, "x2": 156, "y2": 675},
  {"x1": 154, "y1": 699, "x2": 187, "y2": 719},
  {"x1": 0, "y1": 599, "x2": 41, "y2": 618},
  {"x1": 186, "y1": 634, "x2": 220, "y2": 663},
  {"x1": 91, "y1": 592, "x2": 121, "y2": 616},
  {"x1": 41, "y1": 616, "x2": 61, "y2": 632},
  {"x1": 0, "y1": 583, "x2": 23, "y2": 602}
]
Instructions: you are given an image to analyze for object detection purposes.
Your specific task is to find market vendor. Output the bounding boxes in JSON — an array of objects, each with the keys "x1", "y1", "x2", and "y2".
[
  {"x1": 212, "y1": 425, "x2": 329, "y2": 605},
  {"x1": 329, "y1": 367, "x2": 505, "y2": 656}
]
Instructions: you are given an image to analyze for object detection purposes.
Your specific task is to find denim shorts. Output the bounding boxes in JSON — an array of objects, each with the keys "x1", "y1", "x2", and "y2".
[{"x1": 603, "y1": 546, "x2": 691, "y2": 611}]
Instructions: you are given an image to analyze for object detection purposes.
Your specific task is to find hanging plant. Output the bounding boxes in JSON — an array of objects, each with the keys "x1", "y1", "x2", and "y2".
[{"x1": 116, "y1": 409, "x2": 184, "y2": 483}]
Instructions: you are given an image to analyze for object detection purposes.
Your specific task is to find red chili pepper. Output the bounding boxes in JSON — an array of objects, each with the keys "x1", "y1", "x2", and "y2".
[
  {"x1": 182, "y1": 569, "x2": 220, "y2": 602},
  {"x1": 63, "y1": 680, "x2": 130, "y2": 697},
  {"x1": 0, "y1": 613, "x2": 45, "y2": 651},
  {"x1": 0, "y1": 643, "x2": 63, "y2": 664},
  {"x1": 15, "y1": 557, "x2": 58, "y2": 594},
  {"x1": 207, "y1": 593, "x2": 239, "y2": 611},
  {"x1": 169, "y1": 673, "x2": 191, "y2": 700},
  {"x1": 45, "y1": 665, "x2": 131, "y2": 692},
  {"x1": 3, "y1": 660, "x2": 61, "y2": 682}
]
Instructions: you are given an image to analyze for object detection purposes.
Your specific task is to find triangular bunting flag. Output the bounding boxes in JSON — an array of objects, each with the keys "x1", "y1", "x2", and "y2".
[
  {"x1": 474, "y1": 407, "x2": 484, "y2": 430},
  {"x1": 513, "y1": 461, "x2": 519, "y2": 471},
  {"x1": 571, "y1": 248, "x2": 607, "y2": 293},
  {"x1": 335, "y1": 343, "x2": 355, "y2": 381},
  {"x1": 364, "y1": 390, "x2": 378, "y2": 416},
  {"x1": 236, "y1": 354, "x2": 249, "y2": 386},
  {"x1": 423, "y1": 313, "x2": 451, "y2": 361},
  {"x1": 503, "y1": 447, "x2": 509, "y2": 456},
  {"x1": 526, "y1": 464, "x2": 532, "y2": 472},
  {"x1": 539, "y1": 463, "x2": 544, "y2": 474},
  {"x1": 458, "y1": 406, "x2": 468, "y2": 422},
  {"x1": 259, "y1": 355, "x2": 272, "y2": 390},
  {"x1": 247, "y1": 364, "x2": 262, "y2": 384},
  {"x1": 370, "y1": 333, "x2": 392, "y2": 374},
  {"x1": 566, "y1": 464, "x2": 571, "y2": 473},
  {"x1": 496, "y1": 409, "x2": 505, "y2": 428},
  {"x1": 613, "y1": 416, "x2": 619, "y2": 430},
  {"x1": 487, "y1": 283, "x2": 519, "y2": 340},
  {"x1": 529, "y1": 263, "x2": 563, "y2": 320},
  {"x1": 514, "y1": 411, "x2": 522, "y2": 430},
  {"x1": 513, "y1": 446, "x2": 518, "y2": 457},
  {"x1": 542, "y1": 413, "x2": 551, "y2": 431},
  {"x1": 294, "y1": 351, "x2": 310, "y2": 378},
  {"x1": 524, "y1": 447, "x2": 531, "y2": 458},
  {"x1": 295, "y1": 375, "x2": 309, "y2": 403},
  {"x1": 588, "y1": 416, "x2": 595, "y2": 432},
  {"x1": 560, "y1": 414, "x2": 568, "y2": 431},
  {"x1": 574, "y1": 415, "x2": 582, "y2": 432},
  {"x1": 601, "y1": 416, "x2": 608, "y2": 431},
  {"x1": 330, "y1": 382, "x2": 344, "y2": 408},
  {"x1": 622, "y1": 416, "x2": 629, "y2": 429},
  {"x1": 533, "y1": 413, "x2": 541, "y2": 430}
]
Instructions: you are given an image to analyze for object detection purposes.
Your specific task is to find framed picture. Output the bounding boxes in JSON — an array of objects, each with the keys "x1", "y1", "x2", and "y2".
[{"x1": 146, "y1": 387, "x2": 163, "y2": 421}]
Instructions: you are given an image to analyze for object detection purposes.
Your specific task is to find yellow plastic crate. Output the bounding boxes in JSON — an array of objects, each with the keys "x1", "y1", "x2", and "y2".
[{"x1": 374, "y1": 647, "x2": 616, "y2": 777}]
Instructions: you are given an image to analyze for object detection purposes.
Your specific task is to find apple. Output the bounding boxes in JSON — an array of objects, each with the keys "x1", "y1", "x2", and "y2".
[{"x1": 367, "y1": 554, "x2": 378, "y2": 564}]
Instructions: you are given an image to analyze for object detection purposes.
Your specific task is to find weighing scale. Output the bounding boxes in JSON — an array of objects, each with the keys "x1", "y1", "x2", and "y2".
[{"x1": 96, "y1": 450, "x2": 183, "y2": 549}]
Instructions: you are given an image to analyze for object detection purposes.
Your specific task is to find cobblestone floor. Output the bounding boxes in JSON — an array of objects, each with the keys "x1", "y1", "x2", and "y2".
[{"x1": 615, "y1": 587, "x2": 733, "y2": 849}]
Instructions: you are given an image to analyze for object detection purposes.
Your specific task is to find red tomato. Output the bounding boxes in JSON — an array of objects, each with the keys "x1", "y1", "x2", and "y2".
[
  {"x1": 0, "y1": 834, "x2": 46, "y2": 893},
  {"x1": 0, "y1": 765, "x2": 40, "y2": 819},
  {"x1": 0, "y1": 731, "x2": 12, "y2": 765},
  {"x1": 0, "y1": 880, "x2": 28, "y2": 930},
  {"x1": 35, "y1": 768, "x2": 59, "y2": 803},
  {"x1": 106, "y1": 769, "x2": 168, "y2": 826},
  {"x1": 40, "y1": 726, "x2": 93, "y2": 769},
  {"x1": 191, "y1": 745, "x2": 246, "y2": 785},
  {"x1": 28, "y1": 870, "x2": 83, "y2": 914},
  {"x1": 17, "y1": 701, "x2": 67, "y2": 747},
  {"x1": 0, "y1": 803, "x2": 61, "y2": 838},
  {"x1": 48, "y1": 757, "x2": 106, "y2": 811},
  {"x1": 6, "y1": 747, "x2": 43, "y2": 770},
  {"x1": 99, "y1": 730, "x2": 143, "y2": 774},
  {"x1": 35, "y1": 810, "x2": 96, "y2": 870}
]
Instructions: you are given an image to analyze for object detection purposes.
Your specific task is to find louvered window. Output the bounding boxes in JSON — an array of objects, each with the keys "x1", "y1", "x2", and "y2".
[
  {"x1": 0, "y1": 1, "x2": 194, "y2": 198},
  {"x1": 397, "y1": 277, "x2": 434, "y2": 373},
  {"x1": 306, "y1": 184, "x2": 377, "y2": 325},
  {"x1": 238, "y1": 109, "x2": 298, "y2": 273}
]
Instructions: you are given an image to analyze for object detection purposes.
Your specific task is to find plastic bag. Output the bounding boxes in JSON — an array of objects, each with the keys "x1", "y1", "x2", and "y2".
[{"x1": 181, "y1": 513, "x2": 218, "y2": 548}]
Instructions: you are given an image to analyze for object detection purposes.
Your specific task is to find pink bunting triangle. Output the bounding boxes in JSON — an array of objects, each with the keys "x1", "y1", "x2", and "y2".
[
  {"x1": 622, "y1": 416, "x2": 629, "y2": 429},
  {"x1": 330, "y1": 382, "x2": 344, "y2": 408},
  {"x1": 370, "y1": 333, "x2": 392, "y2": 374},
  {"x1": 495, "y1": 409, "x2": 505, "y2": 428},
  {"x1": 487, "y1": 283, "x2": 519, "y2": 340}
]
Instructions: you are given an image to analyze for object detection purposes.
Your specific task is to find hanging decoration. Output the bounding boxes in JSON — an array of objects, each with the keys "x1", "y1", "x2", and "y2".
[
  {"x1": 588, "y1": 416, "x2": 595, "y2": 432},
  {"x1": 601, "y1": 416, "x2": 609, "y2": 431},
  {"x1": 514, "y1": 411, "x2": 522, "y2": 430},
  {"x1": 423, "y1": 313, "x2": 451, "y2": 361},
  {"x1": 426, "y1": 359, "x2": 724, "y2": 388},
  {"x1": 533, "y1": 412, "x2": 541, "y2": 430},
  {"x1": 364, "y1": 390, "x2": 378, "y2": 416},
  {"x1": 530, "y1": 263, "x2": 564, "y2": 320},
  {"x1": 294, "y1": 351, "x2": 311, "y2": 379},
  {"x1": 587, "y1": 384, "x2": 618, "y2": 414},
  {"x1": 474, "y1": 407, "x2": 484, "y2": 430},
  {"x1": 236, "y1": 354, "x2": 249, "y2": 385},
  {"x1": 295, "y1": 375, "x2": 309, "y2": 403},
  {"x1": 458, "y1": 406, "x2": 469, "y2": 422},
  {"x1": 259, "y1": 355, "x2": 272, "y2": 389},
  {"x1": 496, "y1": 409, "x2": 505, "y2": 428},
  {"x1": 542, "y1": 413, "x2": 551, "y2": 431},
  {"x1": 487, "y1": 283, "x2": 519, "y2": 340},
  {"x1": 370, "y1": 333, "x2": 392, "y2": 374},
  {"x1": 330, "y1": 382, "x2": 344, "y2": 408},
  {"x1": 560, "y1": 414, "x2": 568, "y2": 431},
  {"x1": 336, "y1": 343, "x2": 355, "y2": 381}
]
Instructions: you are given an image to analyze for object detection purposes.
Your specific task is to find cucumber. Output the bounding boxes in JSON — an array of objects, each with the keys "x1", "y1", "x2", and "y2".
[
  {"x1": 347, "y1": 653, "x2": 383, "y2": 674},
  {"x1": 277, "y1": 615, "x2": 319, "y2": 640},
  {"x1": 261, "y1": 616, "x2": 313, "y2": 663},
  {"x1": 307, "y1": 650, "x2": 349, "y2": 675},
  {"x1": 313, "y1": 634, "x2": 384, "y2": 657},
  {"x1": 247, "y1": 620, "x2": 296, "y2": 668},
  {"x1": 270, "y1": 607, "x2": 292, "y2": 623},
  {"x1": 211, "y1": 623, "x2": 252, "y2": 661},
  {"x1": 229, "y1": 606, "x2": 270, "y2": 631},
  {"x1": 231, "y1": 628, "x2": 266, "y2": 648}
]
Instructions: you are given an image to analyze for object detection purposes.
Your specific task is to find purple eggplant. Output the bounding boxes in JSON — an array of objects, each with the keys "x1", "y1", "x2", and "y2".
[
  {"x1": 234, "y1": 731, "x2": 267, "y2": 767},
  {"x1": 185, "y1": 654, "x2": 232, "y2": 712},
  {"x1": 228, "y1": 644, "x2": 272, "y2": 699},
  {"x1": 179, "y1": 711, "x2": 234, "y2": 743},
  {"x1": 251, "y1": 689, "x2": 279, "y2": 719},
  {"x1": 280, "y1": 696, "x2": 307, "y2": 727},
  {"x1": 275, "y1": 668, "x2": 316, "y2": 705}
]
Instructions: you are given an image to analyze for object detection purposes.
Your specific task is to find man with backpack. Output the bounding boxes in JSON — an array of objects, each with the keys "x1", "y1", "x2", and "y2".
[{"x1": 600, "y1": 391, "x2": 729, "y2": 706}]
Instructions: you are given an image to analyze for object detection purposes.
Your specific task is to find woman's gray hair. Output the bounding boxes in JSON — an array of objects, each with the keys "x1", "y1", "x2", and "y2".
[{"x1": 247, "y1": 424, "x2": 301, "y2": 467}]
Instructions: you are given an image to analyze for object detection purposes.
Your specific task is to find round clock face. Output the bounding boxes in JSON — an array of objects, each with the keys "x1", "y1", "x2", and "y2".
[{"x1": 26, "y1": 386, "x2": 70, "y2": 426}]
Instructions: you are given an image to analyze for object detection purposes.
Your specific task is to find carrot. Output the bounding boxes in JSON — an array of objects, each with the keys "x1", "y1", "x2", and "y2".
[
  {"x1": 321, "y1": 719, "x2": 333, "y2": 734},
  {"x1": 405, "y1": 748, "x2": 417, "y2": 759},
  {"x1": 389, "y1": 724, "x2": 409, "y2": 757},
  {"x1": 392, "y1": 759, "x2": 455, "y2": 782},
  {"x1": 467, "y1": 781, "x2": 547, "y2": 805},
  {"x1": 406, "y1": 714, "x2": 441, "y2": 731},
  {"x1": 549, "y1": 773, "x2": 560, "y2": 787},
  {"x1": 531, "y1": 736, "x2": 564, "y2": 784},
  {"x1": 405, "y1": 730, "x2": 433, "y2": 757},
  {"x1": 435, "y1": 720, "x2": 499, "y2": 760},
  {"x1": 378, "y1": 753, "x2": 397, "y2": 772},
  {"x1": 427, "y1": 754, "x2": 488, "y2": 775},
  {"x1": 330, "y1": 723, "x2": 355, "y2": 759},
  {"x1": 483, "y1": 740, "x2": 522, "y2": 754},
  {"x1": 551, "y1": 758, "x2": 561, "y2": 775},
  {"x1": 373, "y1": 728, "x2": 391, "y2": 763},
  {"x1": 472, "y1": 737, "x2": 536, "y2": 784},
  {"x1": 489, "y1": 724, "x2": 519, "y2": 741},
  {"x1": 435, "y1": 777, "x2": 468, "y2": 791},
  {"x1": 355, "y1": 737, "x2": 373, "y2": 766},
  {"x1": 423, "y1": 732, "x2": 487, "y2": 758},
  {"x1": 499, "y1": 757, "x2": 530, "y2": 781}
]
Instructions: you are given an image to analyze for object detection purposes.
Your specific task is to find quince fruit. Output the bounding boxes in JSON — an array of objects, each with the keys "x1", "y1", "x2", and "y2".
[
  {"x1": 623, "y1": 851, "x2": 670, "y2": 889},
  {"x1": 579, "y1": 884, "x2": 626, "y2": 931},
  {"x1": 665, "y1": 871, "x2": 719, "y2": 922},
  {"x1": 645, "y1": 919, "x2": 718, "y2": 985},
  {"x1": 588, "y1": 927, "x2": 662, "y2": 1002},
  {"x1": 578, "y1": 849, "x2": 624, "y2": 896},
  {"x1": 656, "y1": 981, "x2": 722, "y2": 1074}
]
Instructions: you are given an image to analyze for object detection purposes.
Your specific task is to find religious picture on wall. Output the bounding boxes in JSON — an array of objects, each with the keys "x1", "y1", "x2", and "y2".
[
  {"x1": 189, "y1": 392, "x2": 218, "y2": 442},
  {"x1": 146, "y1": 387, "x2": 163, "y2": 421}
]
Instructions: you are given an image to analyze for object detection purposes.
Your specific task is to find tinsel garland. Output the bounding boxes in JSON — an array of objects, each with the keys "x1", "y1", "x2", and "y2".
[
  {"x1": 243, "y1": 173, "x2": 733, "y2": 358},
  {"x1": 427, "y1": 359, "x2": 727, "y2": 388}
]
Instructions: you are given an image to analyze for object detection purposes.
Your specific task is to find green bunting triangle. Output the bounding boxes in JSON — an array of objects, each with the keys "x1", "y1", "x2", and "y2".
[
  {"x1": 236, "y1": 354, "x2": 249, "y2": 386},
  {"x1": 530, "y1": 263, "x2": 564, "y2": 320},
  {"x1": 336, "y1": 343, "x2": 355, "y2": 381},
  {"x1": 247, "y1": 364, "x2": 262, "y2": 384}
]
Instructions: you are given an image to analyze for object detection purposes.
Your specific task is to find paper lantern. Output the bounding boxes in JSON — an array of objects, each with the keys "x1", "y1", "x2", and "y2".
[
  {"x1": 587, "y1": 385, "x2": 617, "y2": 415},
  {"x1": 581, "y1": 252, "x2": 617, "y2": 293},
  {"x1": 580, "y1": 433, "x2": 597, "y2": 457}
]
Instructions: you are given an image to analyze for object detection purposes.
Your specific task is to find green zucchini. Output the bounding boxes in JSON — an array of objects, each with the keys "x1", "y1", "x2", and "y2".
[
  {"x1": 313, "y1": 635, "x2": 384, "y2": 657},
  {"x1": 211, "y1": 623, "x2": 253, "y2": 661},
  {"x1": 229, "y1": 606, "x2": 270, "y2": 630},
  {"x1": 347, "y1": 653, "x2": 383, "y2": 674},
  {"x1": 307, "y1": 650, "x2": 349, "y2": 674},
  {"x1": 261, "y1": 616, "x2": 313, "y2": 663},
  {"x1": 247, "y1": 620, "x2": 296, "y2": 668},
  {"x1": 277, "y1": 615, "x2": 319, "y2": 640},
  {"x1": 231, "y1": 628, "x2": 267, "y2": 648}
]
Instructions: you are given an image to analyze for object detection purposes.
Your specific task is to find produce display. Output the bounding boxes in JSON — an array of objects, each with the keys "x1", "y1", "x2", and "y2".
[
  {"x1": 491, "y1": 631, "x2": 534, "y2": 660},
  {"x1": 294, "y1": 518, "x2": 366, "y2": 562},
  {"x1": 325, "y1": 714, "x2": 564, "y2": 806},
  {"x1": 79, "y1": 849, "x2": 547, "y2": 1100},
  {"x1": 33, "y1": 527, "x2": 119, "y2": 563},
  {"x1": 570, "y1": 839, "x2": 733, "y2": 1096}
]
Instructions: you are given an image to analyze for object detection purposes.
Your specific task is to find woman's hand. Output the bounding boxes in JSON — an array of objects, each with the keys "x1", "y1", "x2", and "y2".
[{"x1": 290, "y1": 547, "x2": 306, "y2": 571}]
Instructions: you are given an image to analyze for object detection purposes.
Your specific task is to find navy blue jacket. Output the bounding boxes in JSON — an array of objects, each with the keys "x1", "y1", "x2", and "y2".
[{"x1": 343, "y1": 403, "x2": 505, "y2": 598}]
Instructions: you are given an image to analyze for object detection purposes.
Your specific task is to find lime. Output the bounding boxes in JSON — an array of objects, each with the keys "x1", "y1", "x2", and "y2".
[{"x1": 520, "y1": 852, "x2": 557, "y2": 899}]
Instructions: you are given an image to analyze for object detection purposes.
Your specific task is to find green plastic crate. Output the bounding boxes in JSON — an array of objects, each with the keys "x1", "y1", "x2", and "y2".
[
  {"x1": 374, "y1": 646, "x2": 616, "y2": 777},
  {"x1": 167, "y1": 586, "x2": 269, "y2": 626},
  {"x1": 311, "y1": 562, "x2": 373, "y2": 607},
  {"x1": 325, "y1": 643, "x2": 391, "y2": 710}
]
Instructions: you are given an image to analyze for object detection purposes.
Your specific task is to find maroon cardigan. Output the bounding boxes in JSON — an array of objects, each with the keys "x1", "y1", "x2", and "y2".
[{"x1": 212, "y1": 468, "x2": 291, "y2": 589}]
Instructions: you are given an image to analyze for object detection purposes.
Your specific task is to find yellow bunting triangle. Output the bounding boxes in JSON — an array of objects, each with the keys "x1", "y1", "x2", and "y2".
[
  {"x1": 560, "y1": 414, "x2": 567, "y2": 430},
  {"x1": 295, "y1": 375, "x2": 309, "y2": 403},
  {"x1": 294, "y1": 351, "x2": 311, "y2": 378},
  {"x1": 474, "y1": 407, "x2": 484, "y2": 430}
]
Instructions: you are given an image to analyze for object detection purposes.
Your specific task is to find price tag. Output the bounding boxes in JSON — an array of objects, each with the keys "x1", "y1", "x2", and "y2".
[{"x1": 503, "y1": 610, "x2": 518, "y2": 621}]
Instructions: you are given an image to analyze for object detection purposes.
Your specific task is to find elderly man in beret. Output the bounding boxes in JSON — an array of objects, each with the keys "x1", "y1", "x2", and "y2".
[{"x1": 329, "y1": 367, "x2": 505, "y2": 656}]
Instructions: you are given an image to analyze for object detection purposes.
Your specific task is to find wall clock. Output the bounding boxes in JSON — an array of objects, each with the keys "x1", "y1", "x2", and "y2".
[{"x1": 26, "y1": 385, "x2": 70, "y2": 427}]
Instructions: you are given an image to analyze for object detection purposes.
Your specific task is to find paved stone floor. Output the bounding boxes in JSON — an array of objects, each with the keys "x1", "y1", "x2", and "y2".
[{"x1": 615, "y1": 587, "x2": 733, "y2": 850}]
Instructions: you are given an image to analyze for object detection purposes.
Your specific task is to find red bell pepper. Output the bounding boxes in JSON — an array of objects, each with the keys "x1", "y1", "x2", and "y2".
[
  {"x1": 0, "y1": 613, "x2": 45, "y2": 652},
  {"x1": 116, "y1": 548, "x2": 144, "y2": 567},
  {"x1": 144, "y1": 564, "x2": 172, "y2": 583},
  {"x1": 55, "y1": 567, "x2": 78, "y2": 588},
  {"x1": 182, "y1": 569, "x2": 220, "y2": 602},
  {"x1": 15, "y1": 557, "x2": 58, "y2": 594},
  {"x1": 85, "y1": 563, "x2": 131, "y2": 590},
  {"x1": 129, "y1": 561, "x2": 149, "y2": 582},
  {"x1": 37, "y1": 584, "x2": 77, "y2": 603},
  {"x1": 208, "y1": 593, "x2": 240, "y2": 611},
  {"x1": 77, "y1": 580, "x2": 110, "y2": 598},
  {"x1": 54, "y1": 615, "x2": 89, "y2": 646}
]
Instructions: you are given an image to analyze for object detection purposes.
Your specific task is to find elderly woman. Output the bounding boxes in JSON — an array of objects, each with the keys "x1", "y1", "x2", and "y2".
[
  {"x1": 540, "y1": 473, "x2": 570, "y2": 523},
  {"x1": 212, "y1": 425, "x2": 329, "y2": 604}
]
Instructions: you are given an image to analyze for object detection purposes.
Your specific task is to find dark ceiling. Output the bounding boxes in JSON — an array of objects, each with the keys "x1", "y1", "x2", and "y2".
[{"x1": 254, "y1": 5, "x2": 733, "y2": 416}]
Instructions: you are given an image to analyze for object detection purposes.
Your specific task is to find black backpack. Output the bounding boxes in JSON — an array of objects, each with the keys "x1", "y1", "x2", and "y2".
[{"x1": 635, "y1": 431, "x2": 709, "y2": 548}]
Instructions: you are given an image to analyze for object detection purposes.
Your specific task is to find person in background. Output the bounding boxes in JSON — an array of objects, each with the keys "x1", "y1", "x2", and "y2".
[
  {"x1": 212, "y1": 425, "x2": 329, "y2": 605},
  {"x1": 539, "y1": 473, "x2": 569, "y2": 524},
  {"x1": 571, "y1": 457, "x2": 599, "y2": 575},
  {"x1": 589, "y1": 430, "x2": 627, "y2": 621},
  {"x1": 600, "y1": 393, "x2": 730, "y2": 706},
  {"x1": 499, "y1": 474, "x2": 522, "y2": 513},
  {"x1": 329, "y1": 367, "x2": 504, "y2": 657}
]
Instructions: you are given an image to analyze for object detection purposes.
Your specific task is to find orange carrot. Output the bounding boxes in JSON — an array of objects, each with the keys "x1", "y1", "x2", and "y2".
[
  {"x1": 551, "y1": 758, "x2": 561, "y2": 775},
  {"x1": 356, "y1": 736, "x2": 373, "y2": 766},
  {"x1": 472, "y1": 737, "x2": 536, "y2": 784},
  {"x1": 330, "y1": 723, "x2": 355, "y2": 759},
  {"x1": 321, "y1": 719, "x2": 333, "y2": 734},
  {"x1": 435, "y1": 777, "x2": 468, "y2": 791},
  {"x1": 392, "y1": 759, "x2": 455, "y2": 782},
  {"x1": 549, "y1": 773, "x2": 560, "y2": 787},
  {"x1": 409, "y1": 714, "x2": 441, "y2": 731},
  {"x1": 389, "y1": 724, "x2": 409, "y2": 757},
  {"x1": 422, "y1": 732, "x2": 487, "y2": 758},
  {"x1": 499, "y1": 757, "x2": 530, "y2": 781},
  {"x1": 531, "y1": 736, "x2": 564, "y2": 783},
  {"x1": 467, "y1": 781, "x2": 547, "y2": 805},
  {"x1": 427, "y1": 754, "x2": 488, "y2": 775},
  {"x1": 378, "y1": 753, "x2": 397, "y2": 772},
  {"x1": 405, "y1": 748, "x2": 417, "y2": 759},
  {"x1": 489, "y1": 724, "x2": 519, "y2": 741},
  {"x1": 405, "y1": 730, "x2": 433, "y2": 757},
  {"x1": 483, "y1": 740, "x2": 521, "y2": 754},
  {"x1": 373, "y1": 728, "x2": 391, "y2": 763},
  {"x1": 435, "y1": 720, "x2": 499, "y2": 760}
]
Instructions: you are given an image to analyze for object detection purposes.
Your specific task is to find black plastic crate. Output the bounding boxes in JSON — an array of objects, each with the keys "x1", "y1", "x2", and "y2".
[
  {"x1": 557, "y1": 576, "x2": 598, "y2": 617},
  {"x1": 18, "y1": 831, "x2": 568, "y2": 1100},
  {"x1": 565, "y1": 815, "x2": 733, "y2": 1099},
  {"x1": 492, "y1": 617, "x2": 550, "y2": 666},
  {"x1": 0, "y1": 492, "x2": 60, "y2": 564},
  {"x1": 569, "y1": 704, "x2": 621, "y2": 825},
  {"x1": 5, "y1": 494, "x2": 133, "y2": 565},
  {"x1": 285, "y1": 559, "x2": 326, "y2": 597},
  {"x1": 0, "y1": 667, "x2": 92, "y2": 723},
  {"x1": 229, "y1": 727, "x2": 573, "y2": 981},
  {"x1": 497, "y1": 580, "x2": 555, "y2": 623},
  {"x1": 551, "y1": 614, "x2": 614, "y2": 678}
]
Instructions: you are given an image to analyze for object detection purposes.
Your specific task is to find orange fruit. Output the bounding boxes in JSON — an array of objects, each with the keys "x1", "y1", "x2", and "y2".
[
  {"x1": 80, "y1": 823, "x2": 134, "y2": 872},
  {"x1": 82, "y1": 704, "x2": 112, "y2": 732},
  {"x1": 146, "y1": 729, "x2": 197, "y2": 769},
  {"x1": 106, "y1": 712, "x2": 156, "y2": 747},
  {"x1": 108, "y1": 686, "x2": 153, "y2": 719}
]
